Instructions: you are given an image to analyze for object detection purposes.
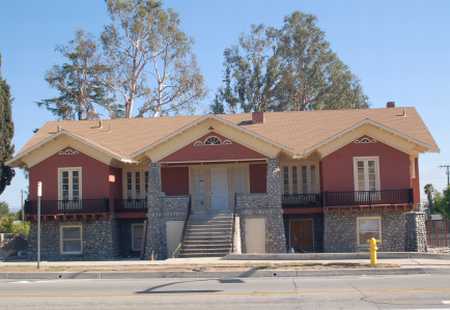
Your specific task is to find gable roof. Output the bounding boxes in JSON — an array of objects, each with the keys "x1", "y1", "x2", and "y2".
[{"x1": 8, "y1": 107, "x2": 439, "y2": 167}]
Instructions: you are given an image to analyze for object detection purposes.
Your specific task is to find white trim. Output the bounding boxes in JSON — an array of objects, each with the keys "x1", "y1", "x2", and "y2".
[
  {"x1": 299, "y1": 118, "x2": 437, "y2": 159},
  {"x1": 131, "y1": 223, "x2": 145, "y2": 252},
  {"x1": 352, "y1": 156, "x2": 380, "y2": 192},
  {"x1": 356, "y1": 216, "x2": 382, "y2": 247},
  {"x1": 159, "y1": 158, "x2": 266, "y2": 164},
  {"x1": 60, "y1": 224, "x2": 83, "y2": 255},
  {"x1": 57, "y1": 167, "x2": 82, "y2": 201},
  {"x1": 130, "y1": 115, "x2": 296, "y2": 158},
  {"x1": 7, "y1": 130, "x2": 136, "y2": 167}
]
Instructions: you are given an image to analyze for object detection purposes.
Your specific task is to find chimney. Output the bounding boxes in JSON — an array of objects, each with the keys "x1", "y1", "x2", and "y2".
[
  {"x1": 386, "y1": 101, "x2": 396, "y2": 108},
  {"x1": 252, "y1": 111, "x2": 264, "y2": 124}
]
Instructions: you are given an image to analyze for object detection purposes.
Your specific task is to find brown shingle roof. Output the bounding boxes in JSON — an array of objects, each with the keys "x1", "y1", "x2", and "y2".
[{"x1": 16, "y1": 107, "x2": 439, "y2": 161}]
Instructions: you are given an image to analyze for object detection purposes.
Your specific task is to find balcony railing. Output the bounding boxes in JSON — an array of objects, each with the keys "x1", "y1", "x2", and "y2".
[
  {"x1": 282, "y1": 193, "x2": 322, "y2": 208},
  {"x1": 114, "y1": 199, "x2": 147, "y2": 212},
  {"x1": 24, "y1": 199, "x2": 110, "y2": 215},
  {"x1": 324, "y1": 189, "x2": 414, "y2": 207}
]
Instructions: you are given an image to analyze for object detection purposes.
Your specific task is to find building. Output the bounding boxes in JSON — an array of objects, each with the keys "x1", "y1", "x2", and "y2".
[{"x1": 7, "y1": 105, "x2": 438, "y2": 260}]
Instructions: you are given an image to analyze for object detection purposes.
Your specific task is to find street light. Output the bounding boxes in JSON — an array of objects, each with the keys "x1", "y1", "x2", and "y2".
[{"x1": 37, "y1": 181, "x2": 42, "y2": 269}]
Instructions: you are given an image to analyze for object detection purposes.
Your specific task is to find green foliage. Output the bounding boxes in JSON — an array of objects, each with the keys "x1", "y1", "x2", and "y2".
[
  {"x1": 216, "y1": 11, "x2": 368, "y2": 113},
  {"x1": 37, "y1": 30, "x2": 115, "y2": 120},
  {"x1": 0, "y1": 201, "x2": 9, "y2": 217},
  {"x1": 0, "y1": 54, "x2": 15, "y2": 195},
  {"x1": 433, "y1": 187, "x2": 450, "y2": 218},
  {"x1": 0, "y1": 201, "x2": 29, "y2": 236},
  {"x1": 210, "y1": 93, "x2": 225, "y2": 114}
]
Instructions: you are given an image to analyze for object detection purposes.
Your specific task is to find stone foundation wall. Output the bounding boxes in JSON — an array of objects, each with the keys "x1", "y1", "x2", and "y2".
[
  {"x1": 235, "y1": 159, "x2": 287, "y2": 253},
  {"x1": 405, "y1": 212, "x2": 427, "y2": 252},
  {"x1": 145, "y1": 194, "x2": 189, "y2": 259},
  {"x1": 28, "y1": 218, "x2": 118, "y2": 261},
  {"x1": 324, "y1": 209, "x2": 427, "y2": 252}
]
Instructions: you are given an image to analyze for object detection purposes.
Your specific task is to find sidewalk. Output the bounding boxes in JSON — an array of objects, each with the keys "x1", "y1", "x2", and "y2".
[{"x1": 1, "y1": 256, "x2": 450, "y2": 276}]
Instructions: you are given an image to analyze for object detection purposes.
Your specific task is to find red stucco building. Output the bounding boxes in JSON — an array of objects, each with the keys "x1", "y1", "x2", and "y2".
[{"x1": 8, "y1": 105, "x2": 438, "y2": 259}]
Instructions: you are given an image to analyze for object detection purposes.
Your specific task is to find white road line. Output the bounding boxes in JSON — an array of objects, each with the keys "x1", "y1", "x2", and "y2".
[{"x1": 443, "y1": 300, "x2": 450, "y2": 304}]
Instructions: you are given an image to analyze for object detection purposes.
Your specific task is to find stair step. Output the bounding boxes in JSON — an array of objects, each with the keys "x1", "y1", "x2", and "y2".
[
  {"x1": 182, "y1": 244, "x2": 231, "y2": 249},
  {"x1": 179, "y1": 251, "x2": 230, "y2": 257}
]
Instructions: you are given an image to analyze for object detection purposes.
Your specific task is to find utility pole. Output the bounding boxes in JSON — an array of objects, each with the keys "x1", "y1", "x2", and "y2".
[
  {"x1": 37, "y1": 181, "x2": 42, "y2": 270},
  {"x1": 20, "y1": 190, "x2": 24, "y2": 221},
  {"x1": 440, "y1": 164, "x2": 450, "y2": 189}
]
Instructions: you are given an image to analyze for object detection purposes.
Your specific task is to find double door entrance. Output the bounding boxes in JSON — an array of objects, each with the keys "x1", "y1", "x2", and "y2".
[{"x1": 192, "y1": 165, "x2": 248, "y2": 212}]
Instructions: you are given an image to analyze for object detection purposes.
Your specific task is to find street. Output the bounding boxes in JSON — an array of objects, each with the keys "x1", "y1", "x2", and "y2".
[{"x1": 0, "y1": 274, "x2": 450, "y2": 309}]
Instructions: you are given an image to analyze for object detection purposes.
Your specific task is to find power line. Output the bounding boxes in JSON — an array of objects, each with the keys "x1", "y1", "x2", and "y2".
[{"x1": 439, "y1": 164, "x2": 450, "y2": 188}]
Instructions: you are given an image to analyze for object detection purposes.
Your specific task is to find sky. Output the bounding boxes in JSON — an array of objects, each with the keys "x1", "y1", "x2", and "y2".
[{"x1": 0, "y1": 0, "x2": 449, "y2": 210}]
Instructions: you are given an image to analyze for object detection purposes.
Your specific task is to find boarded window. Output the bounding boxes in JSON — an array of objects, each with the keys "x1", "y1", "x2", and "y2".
[{"x1": 249, "y1": 164, "x2": 267, "y2": 193}]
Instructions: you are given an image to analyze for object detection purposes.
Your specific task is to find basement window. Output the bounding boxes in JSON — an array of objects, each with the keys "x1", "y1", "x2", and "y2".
[
  {"x1": 357, "y1": 217, "x2": 381, "y2": 247},
  {"x1": 60, "y1": 225, "x2": 83, "y2": 255}
]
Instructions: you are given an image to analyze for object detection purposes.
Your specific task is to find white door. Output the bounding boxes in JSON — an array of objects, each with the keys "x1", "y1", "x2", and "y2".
[{"x1": 211, "y1": 167, "x2": 229, "y2": 210}]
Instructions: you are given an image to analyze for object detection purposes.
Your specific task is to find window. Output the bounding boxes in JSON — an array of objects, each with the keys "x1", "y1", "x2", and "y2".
[
  {"x1": 127, "y1": 172, "x2": 133, "y2": 199},
  {"x1": 58, "y1": 168, "x2": 82, "y2": 201},
  {"x1": 135, "y1": 172, "x2": 141, "y2": 196},
  {"x1": 60, "y1": 225, "x2": 82, "y2": 254},
  {"x1": 353, "y1": 157, "x2": 380, "y2": 191},
  {"x1": 357, "y1": 217, "x2": 381, "y2": 247},
  {"x1": 291, "y1": 166, "x2": 298, "y2": 194},
  {"x1": 204, "y1": 136, "x2": 221, "y2": 145},
  {"x1": 131, "y1": 223, "x2": 145, "y2": 252},
  {"x1": 144, "y1": 171, "x2": 149, "y2": 194},
  {"x1": 126, "y1": 171, "x2": 145, "y2": 199},
  {"x1": 310, "y1": 165, "x2": 316, "y2": 193},
  {"x1": 283, "y1": 166, "x2": 289, "y2": 194},
  {"x1": 301, "y1": 166, "x2": 308, "y2": 193}
]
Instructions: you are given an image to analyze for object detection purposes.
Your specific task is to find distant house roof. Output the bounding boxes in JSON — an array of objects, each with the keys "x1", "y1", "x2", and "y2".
[{"x1": 8, "y1": 107, "x2": 439, "y2": 166}]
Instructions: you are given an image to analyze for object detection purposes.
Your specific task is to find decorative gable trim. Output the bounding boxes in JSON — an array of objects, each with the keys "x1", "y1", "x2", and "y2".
[
  {"x1": 58, "y1": 148, "x2": 80, "y2": 156},
  {"x1": 353, "y1": 136, "x2": 377, "y2": 144}
]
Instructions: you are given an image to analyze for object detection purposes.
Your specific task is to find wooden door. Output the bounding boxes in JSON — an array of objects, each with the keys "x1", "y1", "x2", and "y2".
[{"x1": 289, "y1": 219, "x2": 314, "y2": 252}]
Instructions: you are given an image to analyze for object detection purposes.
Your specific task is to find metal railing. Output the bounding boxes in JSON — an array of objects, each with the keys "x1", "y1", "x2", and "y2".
[
  {"x1": 114, "y1": 199, "x2": 147, "y2": 212},
  {"x1": 172, "y1": 195, "x2": 192, "y2": 258},
  {"x1": 24, "y1": 199, "x2": 110, "y2": 215},
  {"x1": 324, "y1": 189, "x2": 413, "y2": 207},
  {"x1": 282, "y1": 193, "x2": 322, "y2": 208}
]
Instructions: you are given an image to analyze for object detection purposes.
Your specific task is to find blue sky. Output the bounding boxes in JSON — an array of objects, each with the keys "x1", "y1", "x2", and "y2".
[{"x1": 1, "y1": 1, "x2": 448, "y2": 210}]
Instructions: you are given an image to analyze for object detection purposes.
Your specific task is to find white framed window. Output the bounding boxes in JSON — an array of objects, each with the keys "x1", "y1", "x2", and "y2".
[
  {"x1": 283, "y1": 166, "x2": 290, "y2": 194},
  {"x1": 131, "y1": 223, "x2": 145, "y2": 252},
  {"x1": 58, "y1": 167, "x2": 82, "y2": 201},
  {"x1": 60, "y1": 225, "x2": 83, "y2": 255},
  {"x1": 353, "y1": 157, "x2": 380, "y2": 192},
  {"x1": 125, "y1": 171, "x2": 145, "y2": 199},
  {"x1": 357, "y1": 216, "x2": 382, "y2": 247},
  {"x1": 281, "y1": 164, "x2": 318, "y2": 194},
  {"x1": 291, "y1": 166, "x2": 298, "y2": 194}
]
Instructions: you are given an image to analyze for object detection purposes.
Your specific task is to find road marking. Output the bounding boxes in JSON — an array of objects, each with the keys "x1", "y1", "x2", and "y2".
[{"x1": 443, "y1": 300, "x2": 450, "y2": 304}]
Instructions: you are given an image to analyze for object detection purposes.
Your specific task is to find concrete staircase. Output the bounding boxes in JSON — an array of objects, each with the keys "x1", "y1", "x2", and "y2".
[{"x1": 178, "y1": 212, "x2": 234, "y2": 258}]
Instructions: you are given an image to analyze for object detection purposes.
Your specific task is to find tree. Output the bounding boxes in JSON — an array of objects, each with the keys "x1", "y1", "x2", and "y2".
[
  {"x1": 101, "y1": 0, "x2": 206, "y2": 117},
  {"x1": 424, "y1": 184, "x2": 435, "y2": 211},
  {"x1": 0, "y1": 201, "x2": 9, "y2": 217},
  {"x1": 0, "y1": 54, "x2": 15, "y2": 195},
  {"x1": 434, "y1": 187, "x2": 450, "y2": 219},
  {"x1": 37, "y1": 30, "x2": 115, "y2": 120},
  {"x1": 216, "y1": 11, "x2": 368, "y2": 113},
  {"x1": 210, "y1": 93, "x2": 225, "y2": 114}
]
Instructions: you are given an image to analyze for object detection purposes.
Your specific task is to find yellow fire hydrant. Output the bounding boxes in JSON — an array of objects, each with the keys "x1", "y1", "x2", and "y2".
[{"x1": 369, "y1": 237, "x2": 378, "y2": 267}]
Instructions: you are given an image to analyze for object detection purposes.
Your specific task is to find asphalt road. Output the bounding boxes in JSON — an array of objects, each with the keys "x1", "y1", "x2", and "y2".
[{"x1": 1, "y1": 274, "x2": 450, "y2": 309}]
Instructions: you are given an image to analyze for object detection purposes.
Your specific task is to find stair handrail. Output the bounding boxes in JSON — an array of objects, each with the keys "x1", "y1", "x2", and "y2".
[
  {"x1": 231, "y1": 192, "x2": 237, "y2": 254},
  {"x1": 172, "y1": 195, "x2": 192, "y2": 258}
]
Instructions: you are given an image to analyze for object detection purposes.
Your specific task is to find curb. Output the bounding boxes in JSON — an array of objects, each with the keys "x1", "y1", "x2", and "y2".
[
  {"x1": 224, "y1": 252, "x2": 450, "y2": 261},
  {"x1": 1, "y1": 267, "x2": 450, "y2": 280}
]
